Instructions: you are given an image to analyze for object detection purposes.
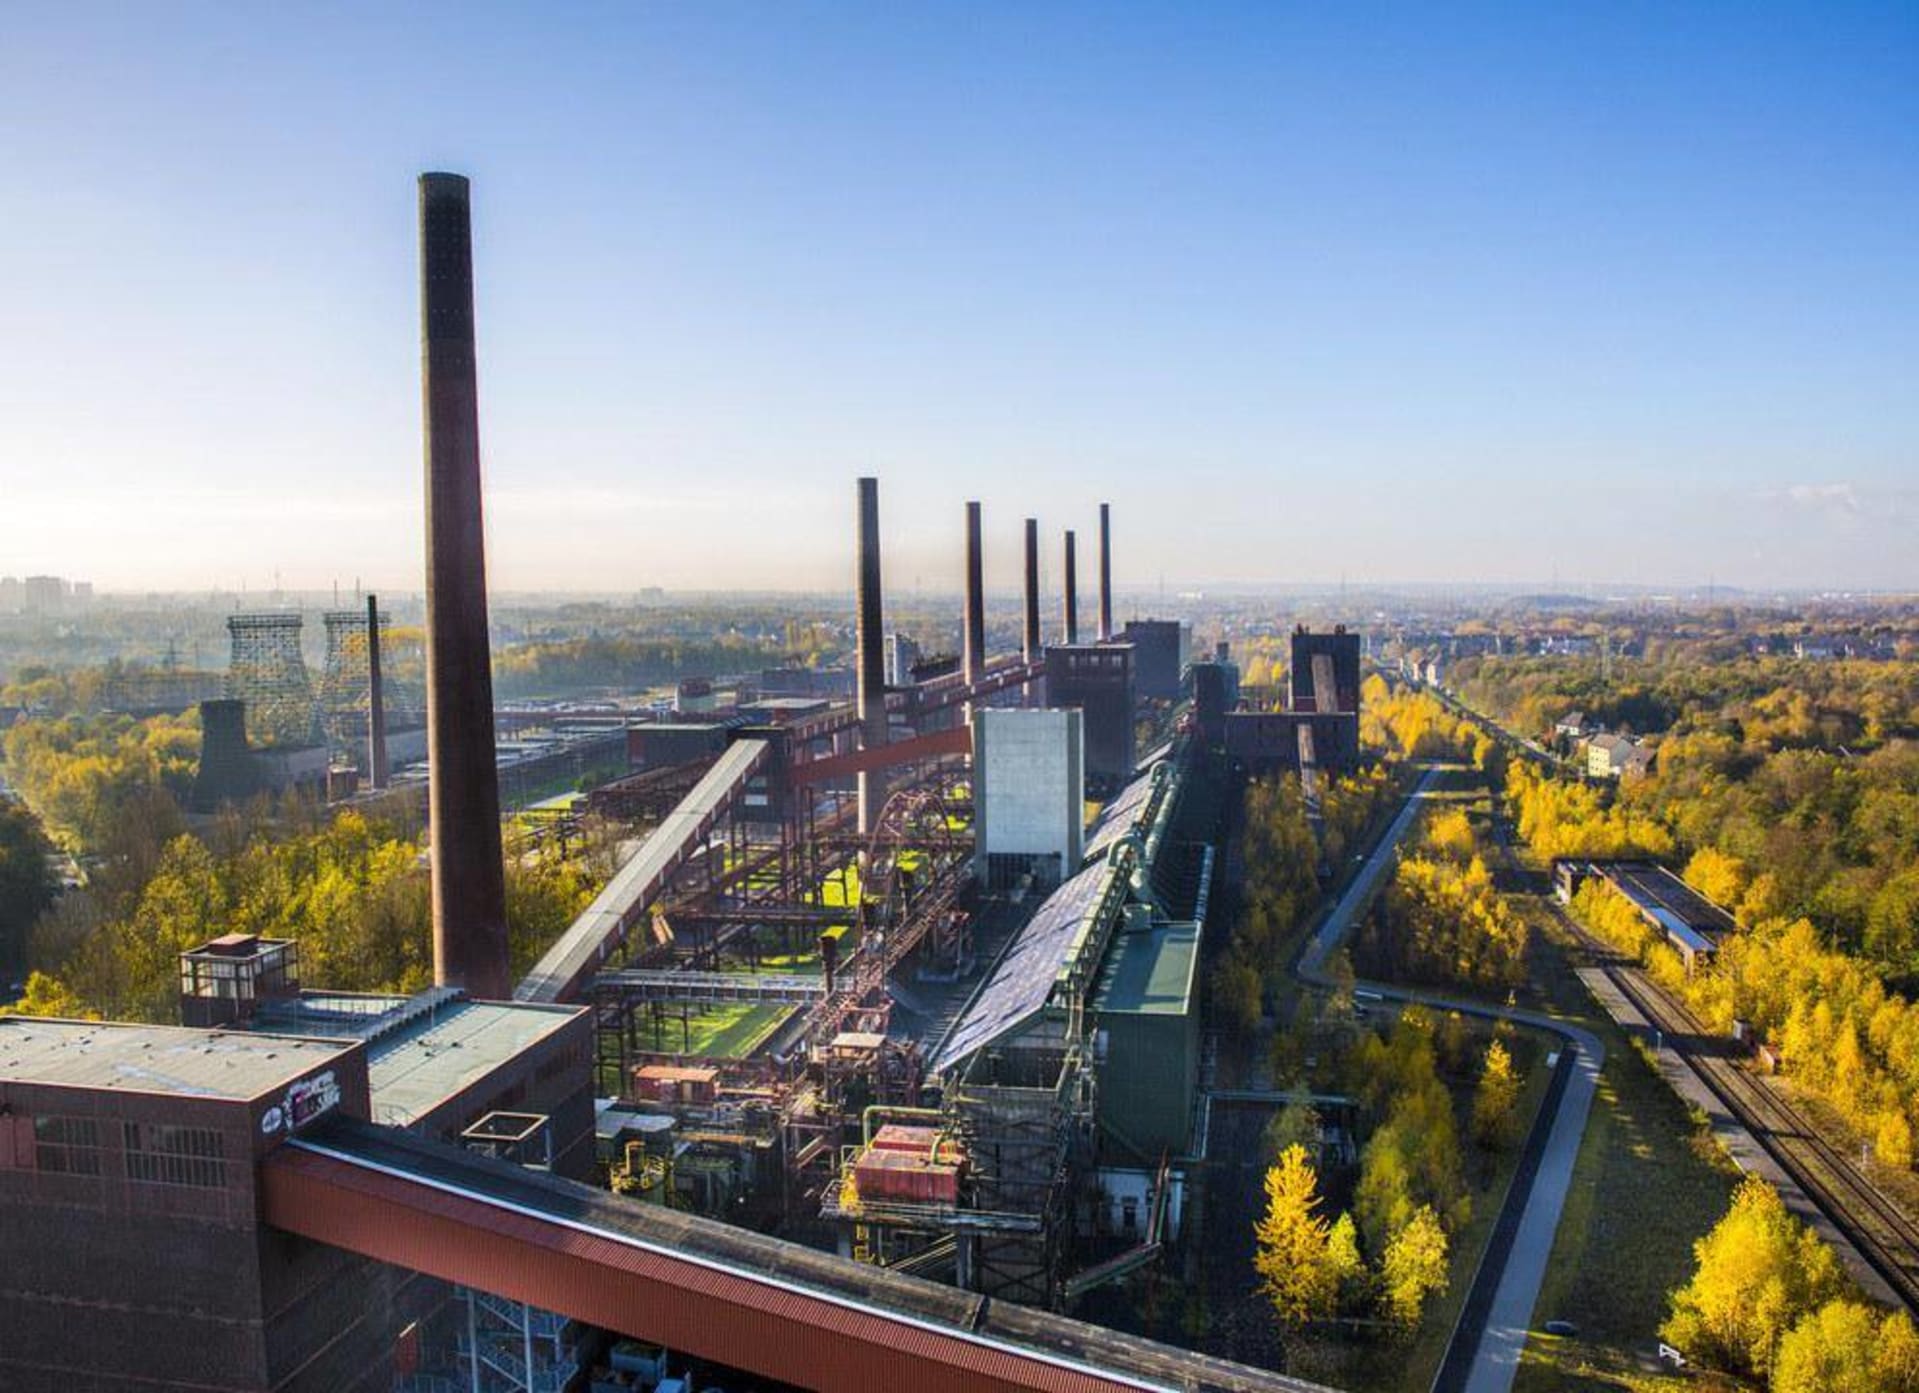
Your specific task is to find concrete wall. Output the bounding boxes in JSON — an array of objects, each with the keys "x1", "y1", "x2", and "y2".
[{"x1": 973, "y1": 708, "x2": 1084, "y2": 890}]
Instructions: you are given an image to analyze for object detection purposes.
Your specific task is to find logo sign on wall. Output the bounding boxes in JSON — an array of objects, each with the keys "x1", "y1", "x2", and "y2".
[{"x1": 260, "y1": 1070, "x2": 342, "y2": 1136}]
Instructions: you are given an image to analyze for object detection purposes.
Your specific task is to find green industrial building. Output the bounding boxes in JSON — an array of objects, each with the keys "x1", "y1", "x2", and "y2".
[{"x1": 1092, "y1": 920, "x2": 1200, "y2": 1164}]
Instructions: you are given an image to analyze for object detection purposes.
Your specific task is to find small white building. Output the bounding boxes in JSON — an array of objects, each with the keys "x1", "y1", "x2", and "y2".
[
  {"x1": 972, "y1": 708, "x2": 1084, "y2": 892},
  {"x1": 1587, "y1": 733, "x2": 1653, "y2": 780}
]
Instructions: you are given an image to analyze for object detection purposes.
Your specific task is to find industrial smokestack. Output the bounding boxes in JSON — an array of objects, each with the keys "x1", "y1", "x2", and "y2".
[
  {"x1": 365, "y1": 593, "x2": 389, "y2": 791},
  {"x1": 1097, "y1": 502, "x2": 1113, "y2": 642},
  {"x1": 1063, "y1": 529, "x2": 1080, "y2": 645},
  {"x1": 419, "y1": 171, "x2": 509, "y2": 1001},
  {"x1": 963, "y1": 501, "x2": 985, "y2": 686},
  {"x1": 856, "y1": 476, "x2": 887, "y2": 834},
  {"x1": 1022, "y1": 517, "x2": 1041, "y2": 664}
]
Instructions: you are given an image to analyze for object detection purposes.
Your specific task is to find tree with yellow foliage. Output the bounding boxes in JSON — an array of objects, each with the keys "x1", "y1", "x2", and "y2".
[
  {"x1": 1379, "y1": 1204, "x2": 1449, "y2": 1329},
  {"x1": 1471, "y1": 1039, "x2": 1523, "y2": 1151},
  {"x1": 1773, "y1": 1301, "x2": 1919, "y2": 1393},
  {"x1": 1877, "y1": 1109, "x2": 1914, "y2": 1170},
  {"x1": 1324, "y1": 1212, "x2": 1369, "y2": 1315},
  {"x1": 1661, "y1": 1176, "x2": 1846, "y2": 1379},
  {"x1": 1683, "y1": 846, "x2": 1749, "y2": 915},
  {"x1": 3, "y1": 970, "x2": 98, "y2": 1019},
  {"x1": 1422, "y1": 807, "x2": 1477, "y2": 862},
  {"x1": 1253, "y1": 1143, "x2": 1340, "y2": 1325}
]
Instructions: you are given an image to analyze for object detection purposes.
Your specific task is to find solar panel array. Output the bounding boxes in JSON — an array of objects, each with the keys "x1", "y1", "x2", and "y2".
[
  {"x1": 933, "y1": 859, "x2": 1115, "y2": 1072},
  {"x1": 1084, "y1": 766, "x2": 1160, "y2": 862}
]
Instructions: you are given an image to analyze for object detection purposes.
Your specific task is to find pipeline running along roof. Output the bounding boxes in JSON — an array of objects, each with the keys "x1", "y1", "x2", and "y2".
[{"x1": 1083, "y1": 765, "x2": 1161, "y2": 862}]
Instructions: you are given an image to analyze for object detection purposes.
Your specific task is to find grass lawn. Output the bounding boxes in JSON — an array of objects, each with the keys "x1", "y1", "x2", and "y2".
[
  {"x1": 724, "y1": 948, "x2": 825, "y2": 976},
  {"x1": 1510, "y1": 907, "x2": 1741, "y2": 1392},
  {"x1": 643, "y1": 1001, "x2": 795, "y2": 1058}
]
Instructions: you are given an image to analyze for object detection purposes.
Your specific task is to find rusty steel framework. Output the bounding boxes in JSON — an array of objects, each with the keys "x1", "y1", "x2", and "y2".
[
  {"x1": 315, "y1": 606, "x2": 393, "y2": 758},
  {"x1": 578, "y1": 746, "x2": 981, "y2": 1237},
  {"x1": 224, "y1": 612, "x2": 320, "y2": 748}
]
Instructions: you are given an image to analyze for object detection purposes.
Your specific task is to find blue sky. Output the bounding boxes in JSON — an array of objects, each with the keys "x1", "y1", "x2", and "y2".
[{"x1": 1, "y1": 3, "x2": 1914, "y2": 593}]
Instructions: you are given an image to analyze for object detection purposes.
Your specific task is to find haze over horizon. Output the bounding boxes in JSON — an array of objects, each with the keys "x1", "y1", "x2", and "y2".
[{"x1": 2, "y1": 4, "x2": 1913, "y2": 595}]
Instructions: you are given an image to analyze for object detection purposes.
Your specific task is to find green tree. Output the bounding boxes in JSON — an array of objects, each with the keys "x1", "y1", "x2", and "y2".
[
  {"x1": 1261, "y1": 1090, "x2": 1321, "y2": 1164},
  {"x1": 0, "y1": 800, "x2": 60, "y2": 980}
]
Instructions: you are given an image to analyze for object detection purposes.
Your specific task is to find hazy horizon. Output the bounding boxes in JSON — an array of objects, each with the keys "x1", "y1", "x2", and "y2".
[{"x1": 3, "y1": 4, "x2": 1914, "y2": 595}]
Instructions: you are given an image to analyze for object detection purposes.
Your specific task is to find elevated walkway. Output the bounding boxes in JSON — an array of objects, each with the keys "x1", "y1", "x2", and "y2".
[
  {"x1": 264, "y1": 1120, "x2": 1330, "y2": 1393},
  {"x1": 517, "y1": 738, "x2": 771, "y2": 1004},
  {"x1": 592, "y1": 969, "x2": 827, "y2": 1007}
]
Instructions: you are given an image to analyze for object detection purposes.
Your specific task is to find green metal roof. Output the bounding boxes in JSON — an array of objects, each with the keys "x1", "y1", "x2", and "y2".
[{"x1": 1094, "y1": 922, "x2": 1199, "y2": 1017}]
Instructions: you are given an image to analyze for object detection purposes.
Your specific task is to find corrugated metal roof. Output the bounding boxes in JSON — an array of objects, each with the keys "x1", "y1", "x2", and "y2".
[
  {"x1": 1095, "y1": 923, "x2": 1199, "y2": 1017},
  {"x1": 364, "y1": 999, "x2": 583, "y2": 1126},
  {"x1": 0, "y1": 1018, "x2": 354, "y2": 1099}
]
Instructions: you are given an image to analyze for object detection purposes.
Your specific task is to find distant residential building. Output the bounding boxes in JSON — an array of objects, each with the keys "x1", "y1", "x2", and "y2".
[
  {"x1": 1553, "y1": 710, "x2": 1595, "y2": 741},
  {"x1": 1793, "y1": 639, "x2": 1839, "y2": 661},
  {"x1": 22, "y1": 575, "x2": 65, "y2": 613},
  {"x1": 1539, "y1": 636, "x2": 1597, "y2": 657},
  {"x1": 1586, "y1": 733, "x2": 1653, "y2": 780},
  {"x1": 0, "y1": 576, "x2": 20, "y2": 613}
]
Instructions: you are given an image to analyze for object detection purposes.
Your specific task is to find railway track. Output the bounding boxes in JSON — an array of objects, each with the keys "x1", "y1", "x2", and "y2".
[
  {"x1": 1455, "y1": 691, "x2": 1919, "y2": 1316},
  {"x1": 1566, "y1": 919, "x2": 1919, "y2": 1314}
]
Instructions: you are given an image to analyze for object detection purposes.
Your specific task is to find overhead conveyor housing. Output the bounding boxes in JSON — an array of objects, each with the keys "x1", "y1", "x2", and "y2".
[
  {"x1": 516, "y1": 738, "x2": 771, "y2": 1004},
  {"x1": 264, "y1": 1120, "x2": 1330, "y2": 1393}
]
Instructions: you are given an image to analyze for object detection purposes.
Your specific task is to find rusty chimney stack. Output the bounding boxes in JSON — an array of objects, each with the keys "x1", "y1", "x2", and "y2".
[
  {"x1": 1097, "y1": 502, "x2": 1114, "y2": 642},
  {"x1": 963, "y1": 500, "x2": 985, "y2": 686},
  {"x1": 1022, "y1": 517, "x2": 1041, "y2": 664},
  {"x1": 365, "y1": 593, "x2": 389, "y2": 791},
  {"x1": 1063, "y1": 529, "x2": 1080, "y2": 646},
  {"x1": 419, "y1": 172, "x2": 509, "y2": 1000},
  {"x1": 856, "y1": 477, "x2": 887, "y2": 834}
]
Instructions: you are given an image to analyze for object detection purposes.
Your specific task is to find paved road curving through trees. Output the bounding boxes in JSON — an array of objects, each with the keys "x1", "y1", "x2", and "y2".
[{"x1": 1293, "y1": 764, "x2": 1604, "y2": 1393}]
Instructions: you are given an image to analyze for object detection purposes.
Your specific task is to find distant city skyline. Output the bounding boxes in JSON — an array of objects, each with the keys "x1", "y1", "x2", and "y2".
[{"x1": 2, "y1": 4, "x2": 1913, "y2": 593}]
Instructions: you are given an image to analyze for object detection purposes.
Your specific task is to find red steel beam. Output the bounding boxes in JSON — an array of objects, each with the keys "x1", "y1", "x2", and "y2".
[
  {"x1": 261, "y1": 1142, "x2": 1152, "y2": 1393},
  {"x1": 790, "y1": 725, "x2": 973, "y2": 787}
]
